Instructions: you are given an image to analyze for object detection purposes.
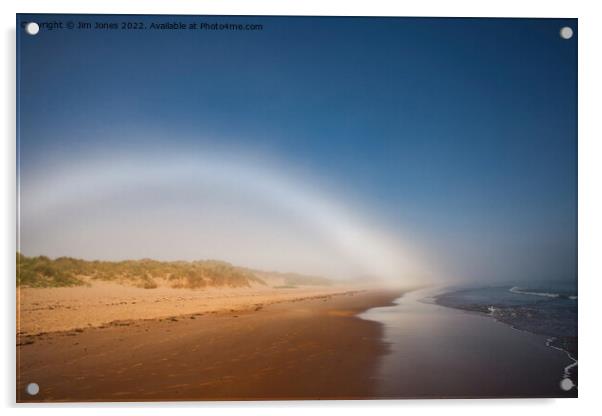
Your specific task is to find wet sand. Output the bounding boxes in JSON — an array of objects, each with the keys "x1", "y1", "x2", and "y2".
[
  {"x1": 361, "y1": 288, "x2": 577, "y2": 398},
  {"x1": 17, "y1": 289, "x2": 401, "y2": 402}
]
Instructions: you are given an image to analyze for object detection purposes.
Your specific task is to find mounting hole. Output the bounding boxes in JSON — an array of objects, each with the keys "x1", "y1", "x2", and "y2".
[
  {"x1": 559, "y1": 26, "x2": 573, "y2": 40},
  {"x1": 560, "y1": 377, "x2": 574, "y2": 391},
  {"x1": 25, "y1": 22, "x2": 40, "y2": 36},
  {"x1": 26, "y1": 382, "x2": 39, "y2": 396}
]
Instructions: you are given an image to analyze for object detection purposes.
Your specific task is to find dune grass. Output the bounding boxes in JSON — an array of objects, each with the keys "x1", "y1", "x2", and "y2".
[{"x1": 16, "y1": 253, "x2": 266, "y2": 289}]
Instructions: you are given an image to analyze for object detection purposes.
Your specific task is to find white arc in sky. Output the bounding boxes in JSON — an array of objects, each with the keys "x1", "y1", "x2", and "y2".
[{"x1": 19, "y1": 151, "x2": 427, "y2": 283}]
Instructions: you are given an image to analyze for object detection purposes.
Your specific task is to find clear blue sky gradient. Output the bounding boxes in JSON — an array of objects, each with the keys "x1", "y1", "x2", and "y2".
[{"x1": 17, "y1": 15, "x2": 577, "y2": 282}]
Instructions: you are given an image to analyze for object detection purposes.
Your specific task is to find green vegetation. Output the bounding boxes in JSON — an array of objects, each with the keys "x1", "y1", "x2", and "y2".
[
  {"x1": 16, "y1": 253, "x2": 266, "y2": 289},
  {"x1": 17, "y1": 253, "x2": 83, "y2": 287}
]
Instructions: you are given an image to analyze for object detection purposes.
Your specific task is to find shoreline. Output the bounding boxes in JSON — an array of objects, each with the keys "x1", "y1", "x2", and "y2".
[
  {"x1": 362, "y1": 288, "x2": 577, "y2": 398},
  {"x1": 17, "y1": 287, "x2": 404, "y2": 402},
  {"x1": 431, "y1": 288, "x2": 578, "y2": 387},
  {"x1": 545, "y1": 337, "x2": 578, "y2": 381}
]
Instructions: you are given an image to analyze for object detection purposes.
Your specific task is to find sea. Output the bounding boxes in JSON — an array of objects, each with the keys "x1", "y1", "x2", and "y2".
[{"x1": 434, "y1": 281, "x2": 578, "y2": 364}]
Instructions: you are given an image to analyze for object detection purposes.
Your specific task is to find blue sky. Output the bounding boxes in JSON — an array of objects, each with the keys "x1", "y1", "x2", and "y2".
[{"x1": 17, "y1": 15, "x2": 577, "y2": 283}]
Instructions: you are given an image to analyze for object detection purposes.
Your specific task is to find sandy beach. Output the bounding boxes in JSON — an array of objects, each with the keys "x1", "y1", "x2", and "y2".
[
  {"x1": 17, "y1": 285, "x2": 401, "y2": 402},
  {"x1": 17, "y1": 281, "x2": 362, "y2": 335}
]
